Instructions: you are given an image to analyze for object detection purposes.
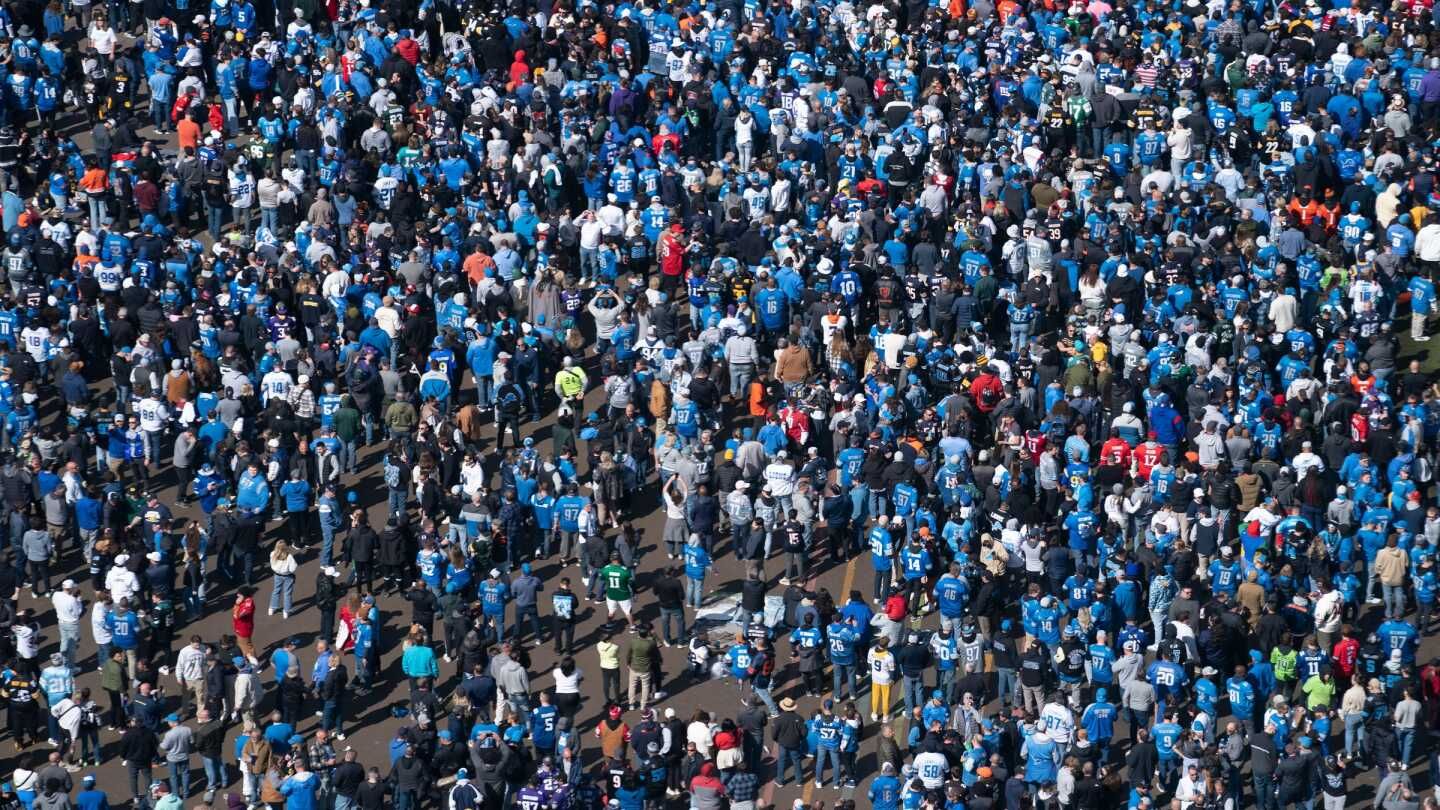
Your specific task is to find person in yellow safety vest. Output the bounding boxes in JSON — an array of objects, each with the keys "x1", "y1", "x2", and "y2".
[{"x1": 554, "y1": 356, "x2": 588, "y2": 405}]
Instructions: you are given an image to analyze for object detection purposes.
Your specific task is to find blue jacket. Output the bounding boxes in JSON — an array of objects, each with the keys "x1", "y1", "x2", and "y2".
[
  {"x1": 236, "y1": 471, "x2": 270, "y2": 513},
  {"x1": 279, "y1": 480, "x2": 311, "y2": 513}
]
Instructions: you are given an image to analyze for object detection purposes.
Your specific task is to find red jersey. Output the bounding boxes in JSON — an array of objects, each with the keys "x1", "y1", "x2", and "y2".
[
  {"x1": 1023, "y1": 430, "x2": 1047, "y2": 458},
  {"x1": 1101, "y1": 438, "x2": 1132, "y2": 468},
  {"x1": 1331, "y1": 636, "x2": 1359, "y2": 678},
  {"x1": 1135, "y1": 441, "x2": 1164, "y2": 479}
]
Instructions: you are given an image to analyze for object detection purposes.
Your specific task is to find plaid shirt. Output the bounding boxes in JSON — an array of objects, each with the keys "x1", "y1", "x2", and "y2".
[
  {"x1": 722, "y1": 771, "x2": 759, "y2": 803},
  {"x1": 289, "y1": 387, "x2": 316, "y2": 419}
]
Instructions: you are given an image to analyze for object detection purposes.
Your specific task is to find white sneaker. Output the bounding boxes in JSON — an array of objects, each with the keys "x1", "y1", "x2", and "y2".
[
  {"x1": 1367, "y1": 598, "x2": 1383, "y2": 605},
  {"x1": 870, "y1": 713, "x2": 878, "y2": 722},
  {"x1": 268, "y1": 608, "x2": 275, "y2": 616}
]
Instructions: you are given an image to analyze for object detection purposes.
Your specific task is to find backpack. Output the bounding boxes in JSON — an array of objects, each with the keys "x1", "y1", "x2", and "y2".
[{"x1": 383, "y1": 459, "x2": 401, "y2": 490}]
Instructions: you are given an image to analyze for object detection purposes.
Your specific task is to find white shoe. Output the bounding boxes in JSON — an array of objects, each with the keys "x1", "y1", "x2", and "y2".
[
  {"x1": 1367, "y1": 598, "x2": 1383, "y2": 605},
  {"x1": 335, "y1": 733, "x2": 346, "y2": 741},
  {"x1": 1417, "y1": 336, "x2": 1431, "y2": 341},
  {"x1": 870, "y1": 713, "x2": 877, "y2": 722},
  {"x1": 268, "y1": 608, "x2": 275, "y2": 616}
]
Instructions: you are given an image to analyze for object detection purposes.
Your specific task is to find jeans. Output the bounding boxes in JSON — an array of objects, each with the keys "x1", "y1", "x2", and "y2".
[
  {"x1": 872, "y1": 565, "x2": 893, "y2": 603},
  {"x1": 1157, "y1": 756, "x2": 1178, "y2": 789},
  {"x1": 1010, "y1": 322, "x2": 1032, "y2": 350},
  {"x1": 128, "y1": 764, "x2": 153, "y2": 802},
  {"x1": 902, "y1": 674, "x2": 926, "y2": 717},
  {"x1": 659, "y1": 607, "x2": 684, "y2": 645},
  {"x1": 1253, "y1": 772, "x2": 1277, "y2": 810},
  {"x1": 482, "y1": 611, "x2": 506, "y2": 643},
  {"x1": 168, "y1": 760, "x2": 190, "y2": 797},
  {"x1": 996, "y1": 668, "x2": 1017, "y2": 707},
  {"x1": 269, "y1": 573, "x2": 294, "y2": 615},
  {"x1": 388, "y1": 487, "x2": 407, "y2": 516},
  {"x1": 729, "y1": 364, "x2": 754, "y2": 398},
  {"x1": 1344, "y1": 713, "x2": 1365, "y2": 756},
  {"x1": 813, "y1": 748, "x2": 841, "y2": 785},
  {"x1": 206, "y1": 202, "x2": 224, "y2": 239},
  {"x1": 339, "y1": 440, "x2": 357, "y2": 474},
  {"x1": 832, "y1": 663, "x2": 856, "y2": 700},
  {"x1": 1383, "y1": 583, "x2": 1406, "y2": 618},
  {"x1": 394, "y1": 789, "x2": 416, "y2": 810},
  {"x1": 322, "y1": 699, "x2": 343, "y2": 735},
  {"x1": 1397, "y1": 727, "x2": 1415, "y2": 764},
  {"x1": 202, "y1": 756, "x2": 225, "y2": 794},
  {"x1": 751, "y1": 683, "x2": 780, "y2": 715},
  {"x1": 58, "y1": 622, "x2": 81, "y2": 668},
  {"x1": 685, "y1": 577, "x2": 704, "y2": 608},
  {"x1": 87, "y1": 194, "x2": 108, "y2": 228},
  {"x1": 515, "y1": 604, "x2": 543, "y2": 642},
  {"x1": 776, "y1": 745, "x2": 806, "y2": 785}
]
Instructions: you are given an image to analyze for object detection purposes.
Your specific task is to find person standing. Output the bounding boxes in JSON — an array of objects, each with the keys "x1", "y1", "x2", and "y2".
[
  {"x1": 158, "y1": 713, "x2": 193, "y2": 798},
  {"x1": 120, "y1": 716, "x2": 159, "y2": 806},
  {"x1": 22, "y1": 515, "x2": 54, "y2": 598},
  {"x1": 173, "y1": 636, "x2": 206, "y2": 718},
  {"x1": 551, "y1": 578, "x2": 579, "y2": 655},
  {"x1": 279, "y1": 758, "x2": 321, "y2": 810},
  {"x1": 194, "y1": 708, "x2": 226, "y2": 802},
  {"x1": 51, "y1": 581, "x2": 85, "y2": 670},
  {"x1": 599, "y1": 552, "x2": 635, "y2": 628},
  {"x1": 232, "y1": 589, "x2": 257, "y2": 664},
  {"x1": 315, "y1": 567, "x2": 342, "y2": 644},
  {"x1": 625, "y1": 626, "x2": 659, "y2": 712},
  {"x1": 510, "y1": 564, "x2": 543, "y2": 645}
]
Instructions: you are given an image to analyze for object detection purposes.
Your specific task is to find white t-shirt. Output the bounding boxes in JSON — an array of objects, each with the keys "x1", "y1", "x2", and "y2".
[{"x1": 552, "y1": 667, "x2": 583, "y2": 695}]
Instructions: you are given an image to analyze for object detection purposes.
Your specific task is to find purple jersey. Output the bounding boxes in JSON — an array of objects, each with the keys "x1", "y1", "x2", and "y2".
[{"x1": 514, "y1": 786, "x2": 547, "y2": 810}]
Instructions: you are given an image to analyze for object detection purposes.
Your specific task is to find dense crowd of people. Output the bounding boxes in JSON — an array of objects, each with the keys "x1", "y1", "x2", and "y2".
[{"x1": 0, "y1": 0, "x2": 1439, "y2": 806}]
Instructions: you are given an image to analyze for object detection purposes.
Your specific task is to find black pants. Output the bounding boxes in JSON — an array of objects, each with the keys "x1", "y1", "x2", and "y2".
[
  {"x1": 175, "y1": 465, "x2": 194, "y2": 502},
  {"x1": 8, "y1": 701, "x2": 37, "y2": 743},
  {"x1": 27, "y1": 559, "x2": 49, "y2": 594},
  {"x1": 286, "y1": 512, "x2": 309, "y2": 549},
  {"x1": 552, "y1": 619, "x2": 574, "y2": 654},
  {"x1": 495, "y1": 414, "x2": 522, "y2": 450},
  {"x1": 107, "y1": 689, "x2": 126, "y2": 728},
  {"x1": 319, "y1": 606, "x2": 336, "y2": 644},
  {"x1": 354, "y1": 562, "x2": 375, "y2": 594}
]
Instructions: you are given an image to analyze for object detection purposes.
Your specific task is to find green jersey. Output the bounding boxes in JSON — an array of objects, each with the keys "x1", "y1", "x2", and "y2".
[{"x1": 600, "y1": 564, "x2": 633, "y2": 601}]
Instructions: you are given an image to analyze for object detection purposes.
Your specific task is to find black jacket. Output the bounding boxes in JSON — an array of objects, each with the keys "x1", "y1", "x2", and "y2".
[
  {"x1": 120, "y1": 726, "x2": 159, "y2": 764},
  {"x1": 771, "y1": 711, "x2": 806, "y2": 749}
]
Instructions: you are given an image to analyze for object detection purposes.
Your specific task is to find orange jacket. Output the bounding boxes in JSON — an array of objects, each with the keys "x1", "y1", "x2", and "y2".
[{"x1": 79, "y1": 168, "x2": 109, "y2": 195}]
